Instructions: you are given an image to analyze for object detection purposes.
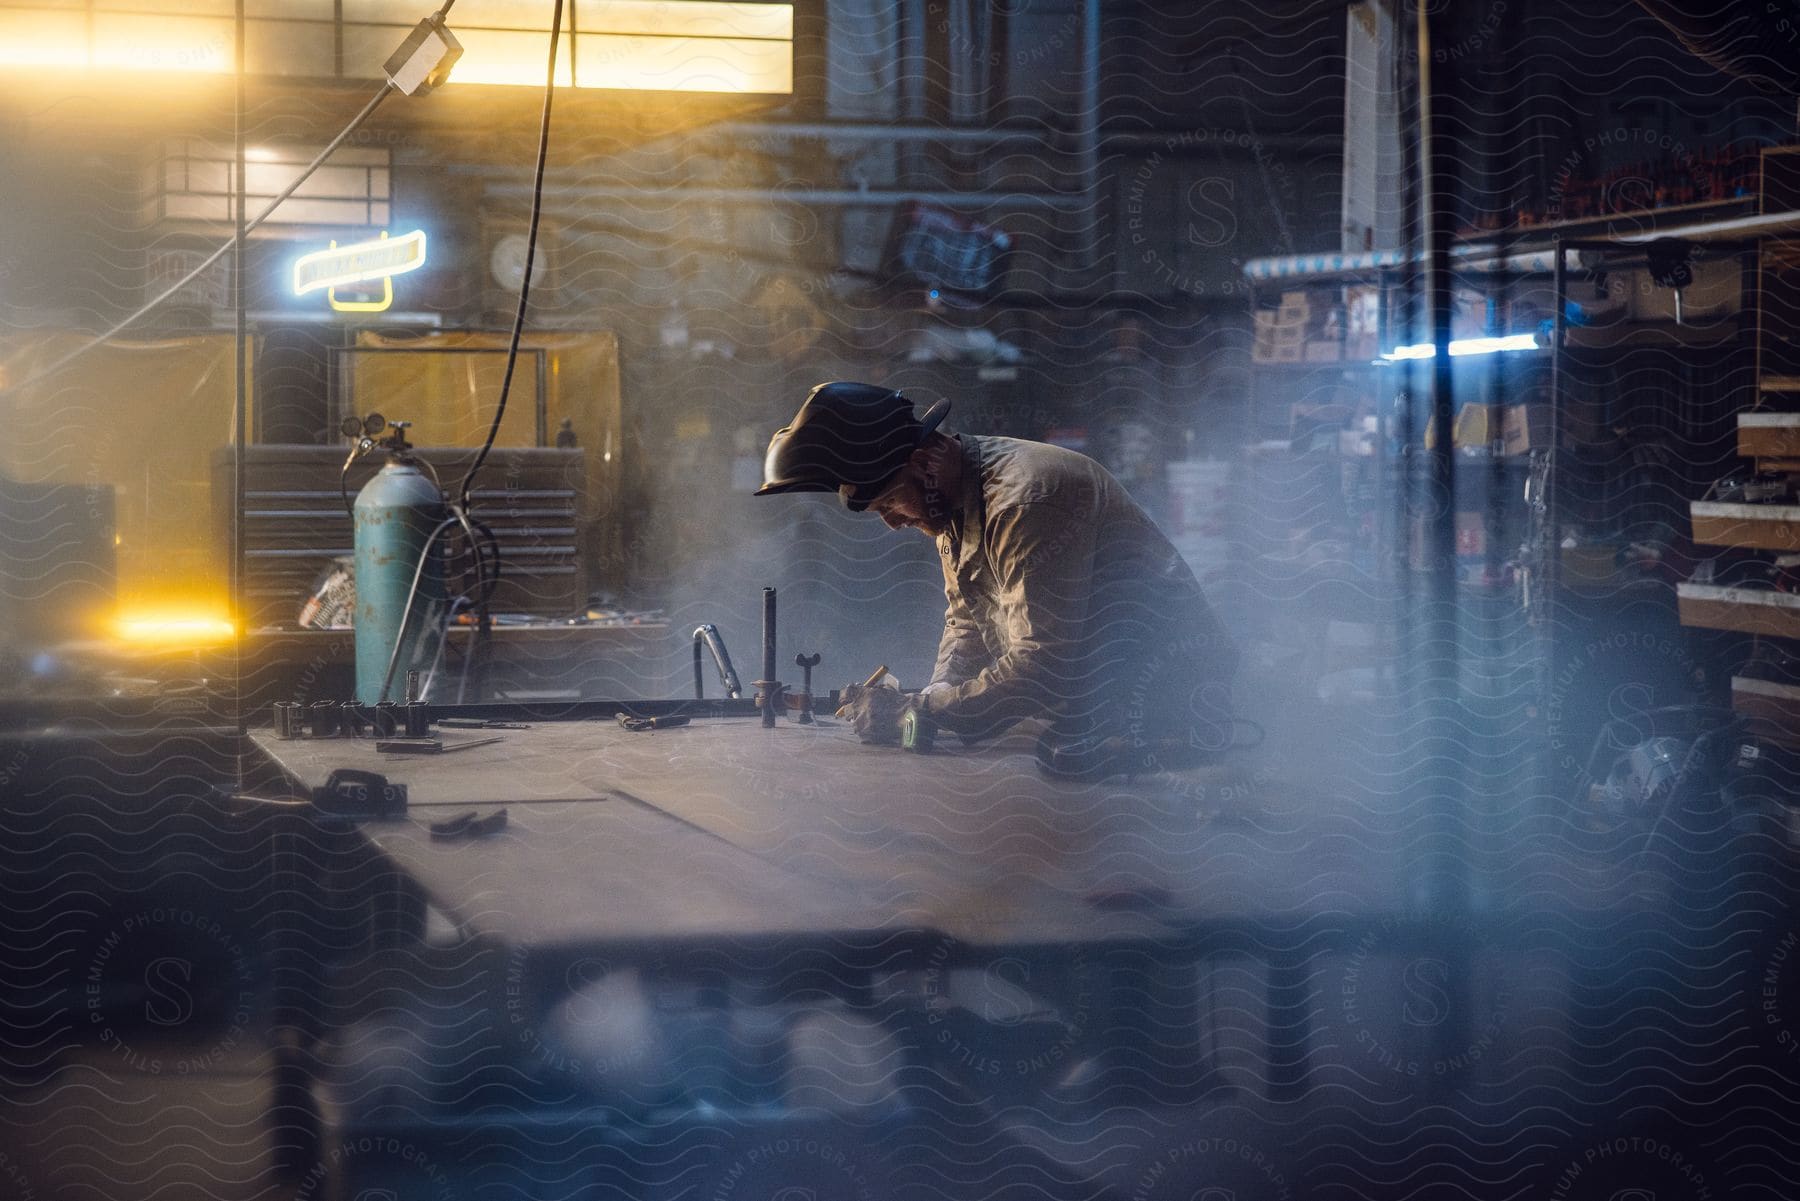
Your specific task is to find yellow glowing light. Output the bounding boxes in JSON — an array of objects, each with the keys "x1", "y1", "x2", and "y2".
[
  {"x1": 329, "y1": 275, "x2": 395, "y2": 313},
  {"x1": 0, "y1": 4, "x2": 792, "y2": 94},
  {"x1": 0, "y1": 11, "x2": 234, "y2": 73},
  {"x1": 113, "y1": 612, "x2": 237, "y2": 645},
  {"x1": 294, "y1": 230, "x2": 427, "y2": 296}
]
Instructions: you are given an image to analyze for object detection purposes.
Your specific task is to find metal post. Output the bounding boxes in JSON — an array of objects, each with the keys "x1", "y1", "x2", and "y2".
[
  {"x1": 1417, "y1": 0, "x2": 1464, "y2": 911},
  {"x1": 233, "y1": 0, "x2": 248, "y2": 752},
  {"x1": 1076, "y1": 0, "x2": 1102, "y2": 273},
  {"x1": 761, "y1": 587, "x2": 778, "y2": 728}
]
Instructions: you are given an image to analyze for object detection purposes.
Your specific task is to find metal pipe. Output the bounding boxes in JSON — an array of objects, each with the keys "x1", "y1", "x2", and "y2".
[
  {"x1": 1416, "y1": 0, "x2": 1465, "y2": 914},
  {"x1": 483, "y1": 182, "x2": 1086, "y2": 209},
  {"x1": 692, "y1": 624, "x2": 742, "y2": 700},
  {"x1": 760, "y1": 588, "x2": 778, "y2": 728},
  {"x1": 1075, "y1": 0, "x2": 1102, "y2": 270},
  {"x1": 1241, "y1": 202, "x2": 1784, "y2": 282}
]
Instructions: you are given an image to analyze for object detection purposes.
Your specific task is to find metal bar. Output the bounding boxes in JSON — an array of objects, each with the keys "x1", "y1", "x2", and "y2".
[
  {"x1": 1418, "y1": 0, "x2": 1461, "y2": 910},
  {"x1": 484, "y1": 182, "x2": 1087, "y2": 208},
  {"x1": 1242, "y1": 200, "x2": 1785, "y2": 281},
  {"x1": 1075, "y1": 0, "x2": 1101, "y2": 270},
  {"x1": 234, "y1": 0, "x2": 249, "y2": 747},
  {"x1": 534, "y1": 348, "x2": 548, "y2": 447},
  {"x1": 761, "y1": 587, "x2": 778, "y2": 728}
]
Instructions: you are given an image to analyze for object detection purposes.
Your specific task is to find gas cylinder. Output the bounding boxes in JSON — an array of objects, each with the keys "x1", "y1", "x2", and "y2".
[{"x1": 353, "y1": 453, "x2": 446, "y2": 703}]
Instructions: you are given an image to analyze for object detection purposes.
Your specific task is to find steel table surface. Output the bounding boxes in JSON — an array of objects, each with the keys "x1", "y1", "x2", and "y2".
[{"x1": 248, "y1": 715, "x2": 1358, "y2": 953}]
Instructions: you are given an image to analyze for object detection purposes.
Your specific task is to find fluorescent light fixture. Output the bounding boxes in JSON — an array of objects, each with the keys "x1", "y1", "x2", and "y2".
[
  {"x1": 1381, "y1": 334, "x2": 1540, "y2": 361},
  {"x1": 113, "y1": 612, "x2": 236, "y2": 645},
  {"x1": 294, "y1": 229, "x2": 427, "y2": 296},
  {"x1": 1, "y1": 3, "x2": 794, "y2": 94}
]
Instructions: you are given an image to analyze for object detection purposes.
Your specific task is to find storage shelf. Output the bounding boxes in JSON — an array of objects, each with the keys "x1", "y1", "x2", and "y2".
[
  {"x1": 1677, "y1": 581, "x2": 1800, "y2": 637},
  {"x1": 1690, "y1": 501, "x2": 1800, "y2": 551},
  {"x1": 1731, "y1": 675, "x2": 1800, "y2": 747},
  {"x1": 1739, "y1": 410, "x2": 1800, "y2": 458}
]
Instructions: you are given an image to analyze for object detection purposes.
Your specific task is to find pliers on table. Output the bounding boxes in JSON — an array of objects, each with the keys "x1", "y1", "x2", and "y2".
[{"x1": 428, "y1": 808, "x2": 509, "y2": 840}]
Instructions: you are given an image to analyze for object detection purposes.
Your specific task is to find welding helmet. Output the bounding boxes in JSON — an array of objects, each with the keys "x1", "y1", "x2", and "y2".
[{"x1": 756, "y1": 381, "x2": 951, "y2": 511}]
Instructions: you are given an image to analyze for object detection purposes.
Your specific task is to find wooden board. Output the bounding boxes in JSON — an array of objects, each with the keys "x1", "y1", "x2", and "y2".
[
  {"x1": 1732, "y1": 675, "x2": 1800, "y2": 748},
  {"x1": 1690, "y1": 501, "x2": 1800, "y2": 551},
  {"x1": 1740, "y1": 409, "x2": 1800, "y2": 458},
  {"x1": 1677, "y1": 581, "x2": 1800, "y2": 637}
]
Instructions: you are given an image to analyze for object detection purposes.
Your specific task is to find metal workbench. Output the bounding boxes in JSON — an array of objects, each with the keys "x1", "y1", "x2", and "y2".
[{"x1": 247, "y1": 713, "x2": 1395, "y2": 954}]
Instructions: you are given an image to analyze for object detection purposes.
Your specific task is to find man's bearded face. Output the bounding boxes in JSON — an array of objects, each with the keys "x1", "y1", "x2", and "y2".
[{"x1": 866, "y1": 459, "x2": 952, "y2": 536}]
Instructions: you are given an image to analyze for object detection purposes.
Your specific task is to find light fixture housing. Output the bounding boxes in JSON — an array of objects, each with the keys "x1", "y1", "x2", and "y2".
[
  {"x1": 383, "y1": 14, "x2": 463, "y2": 96},
  {"x1": 1380, "y1": 334, "x2": 1541, "y2": 361}
]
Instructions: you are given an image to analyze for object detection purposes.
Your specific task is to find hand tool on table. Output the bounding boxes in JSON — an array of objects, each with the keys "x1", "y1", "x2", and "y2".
[
  {"x1": 901, "y1": 706, "x2": 935, "y2": 753},
  {"x1": 272, "y1": 701, "x2": 303, "y2": 739},
  {"x1": 428, "y1": 808, "x2": 509, "y2": 840},
  {"x1": 692, "y1": 623, "x2": 743, "y2": 699},
  {"x1": 793, "y1": 652, "x2": 821, "y2": 724},
  {"x1": 616, "y1": 713, "x2": 692, "y2": 732},
  {"x1": 755, "y1": 586, "x2": 781, "y2": 728},
  {"x1": 313, "y1": 768, "x2": 407, "y2": 819},
  {"x1": 376, "y1": 735, "x2": 505, "y2": 754},
  {"x1": 835, "y1": 664, "x2": 890, "y2": 718}
]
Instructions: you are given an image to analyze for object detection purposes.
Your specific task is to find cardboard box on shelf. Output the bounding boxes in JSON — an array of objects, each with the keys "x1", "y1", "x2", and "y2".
[
  {"x1": 1408, "y1": 510, "x2": 1490, "y2": 568},
  {"x1": 1503, "y1": 404, "x2": 1553, "y2": 455},
  {"x1": 1562, "y1": 544, "x2": 1618, "y2": 582},
  {"x1": 1344, "y1": 284, "x2": 1380, "y2": 361},
  {"x1": 1424, "y1": 403, "x2": 1503, "y2": 451},
  {"x1": 1254, "y1": 290, "x2": 1352, "y2": 363},
  {"x1": 1456, "y1": 511, "x2": 1487, "y2": 557}
]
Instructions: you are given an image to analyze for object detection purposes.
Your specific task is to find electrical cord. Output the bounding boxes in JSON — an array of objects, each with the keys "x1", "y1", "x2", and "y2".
[
  {"x1": 339, "y1": 446, "x2": 364, "y2": 520},
  {"x1": 375, "y1": 514, "x2": 461, "y2": 704},
  {"x1": 457, "y1": 0, "x2": 563, "y2": 512},
  {"x1": 400, "y1": 0, "x2": 558, "y2": 698},
  {"x1": 4, "y1": 82, "x2": 396, "y2": 398},
  {"x1": 366, "y1": 0, "x2": 559, "y2": 702}
]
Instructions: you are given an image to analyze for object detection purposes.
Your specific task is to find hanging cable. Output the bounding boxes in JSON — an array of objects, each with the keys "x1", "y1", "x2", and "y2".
[
  {"x1": 376, "y1": 0, "x2": 561, "y2": 700},
  {"x1": 458, "y1": 0, "x2": 564, "y2": 512},
  {"x1": 3, "y1": 82, "x2": 396, "y2": 398}
]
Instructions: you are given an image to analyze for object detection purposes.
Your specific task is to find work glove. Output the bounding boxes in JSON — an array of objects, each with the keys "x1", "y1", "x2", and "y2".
[{"x1": 836, "y1": 683, "x2": 910, "y2": 745}]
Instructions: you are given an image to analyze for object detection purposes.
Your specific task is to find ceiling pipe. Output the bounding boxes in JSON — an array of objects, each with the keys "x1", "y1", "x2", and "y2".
[
  {"x1": 1075, "y1": 0, "x2": 1103, "y2": 272},
  {"x1": 482, "y1": 182, "x2": 1088, "y2": 208}
]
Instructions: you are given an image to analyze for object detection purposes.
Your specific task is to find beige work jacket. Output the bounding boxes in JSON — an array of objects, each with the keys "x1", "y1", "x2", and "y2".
[{"x1": 920, "y1": 434, "x2": 1237, "y2": 741}]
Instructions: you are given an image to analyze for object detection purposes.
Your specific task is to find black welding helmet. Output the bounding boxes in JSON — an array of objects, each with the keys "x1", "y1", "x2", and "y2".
[{"x1": 756, "y1": 381, "x2": 951, "y2": 510}]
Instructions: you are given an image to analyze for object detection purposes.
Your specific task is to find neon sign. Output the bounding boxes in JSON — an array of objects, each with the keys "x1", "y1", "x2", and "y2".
[{"x1": 293, "y1": 229, "x2": 427, "y2": 297}]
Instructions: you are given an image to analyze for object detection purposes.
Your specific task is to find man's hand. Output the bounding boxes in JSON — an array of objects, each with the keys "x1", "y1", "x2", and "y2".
[{"x1": 836, "y1": 684, "x2": 910, "y2": 745}]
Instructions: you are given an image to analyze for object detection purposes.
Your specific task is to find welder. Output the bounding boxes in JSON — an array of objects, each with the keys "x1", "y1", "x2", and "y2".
[{"x1": 756, "y1": 381, "x2": 1239, "y2": 776}]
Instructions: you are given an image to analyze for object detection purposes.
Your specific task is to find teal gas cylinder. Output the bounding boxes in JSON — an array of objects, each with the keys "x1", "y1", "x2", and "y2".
[{"x1": 354, "y1": 455, "x2": 446, "y2": 703}]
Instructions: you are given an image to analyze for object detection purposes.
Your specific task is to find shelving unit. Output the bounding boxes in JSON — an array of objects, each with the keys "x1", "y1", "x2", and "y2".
[
  {"x1": 1690, "y1": 500, "x2": 1800, "y2": 551},
  {"x1": 1675, "y1": 148, "x2": 1800, "y2": 738},
  {"x1": 1239, "y1": 162, "x2": 1794, "y2": 790},
  {"x1": 1731, "y1": 674, "x2": 1800, "y2": 747},
  {"x1": 1677, "y1": 582, "x2": 1800, "y2": 637}
]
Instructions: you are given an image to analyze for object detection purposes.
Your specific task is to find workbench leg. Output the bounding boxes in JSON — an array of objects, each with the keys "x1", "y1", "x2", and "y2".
[
  {"x1": 1100, "y1": 945, "x2": 1208, "y2": 1107},
  {"x1": 1266, "y1": 955, "x2": 1311, "y2": 1102},
  {"x1": 265, "y1": 816, "x2": 321, "y2": 1184}
]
